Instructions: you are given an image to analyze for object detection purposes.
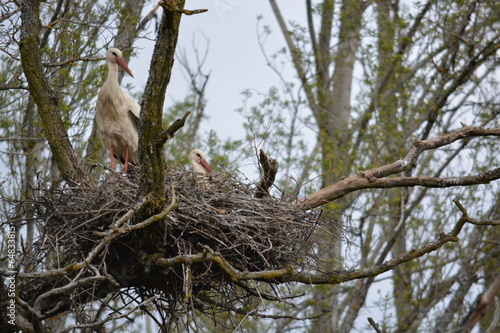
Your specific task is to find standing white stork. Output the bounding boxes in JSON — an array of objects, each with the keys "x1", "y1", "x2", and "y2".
[
  {"x1": 96, "y1": 48, "x2": 140, "y2": 175},
  {"x1": 189, "y1": 149, "x2": 215, "y2": 175}
]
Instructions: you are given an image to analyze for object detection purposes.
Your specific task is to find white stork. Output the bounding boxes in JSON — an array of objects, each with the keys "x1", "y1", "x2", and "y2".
[
  {"x1": 96, "y1": 48, "x2": 140, "y2": 175},
  {"x1": 189, "y1": 149, "x2": 215, "y2": 175}
]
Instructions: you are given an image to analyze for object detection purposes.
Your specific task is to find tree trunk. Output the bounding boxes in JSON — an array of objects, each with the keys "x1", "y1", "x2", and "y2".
[
  {"x1": 312, "y1": 1, "x2": 365, "y2": 331},
  {"x1": 20, "y1": 0, "x2": 84, "y2": 183},
  {"x1": 139, "y1": 1, "x2": 186, "y2": 200}
]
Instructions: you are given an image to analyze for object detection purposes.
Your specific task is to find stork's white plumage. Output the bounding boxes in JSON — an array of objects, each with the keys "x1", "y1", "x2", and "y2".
[
  {"x1": 189, "y1": 149, "x2": 215, "y2": 175},
  {"x1": 96, "y1": 48, "x2": 140, "y2": 174}
]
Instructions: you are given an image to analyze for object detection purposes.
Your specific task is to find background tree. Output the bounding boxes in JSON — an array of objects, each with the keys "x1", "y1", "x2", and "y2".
[
  {"x1": 251, "y1": 0, "x2": 500, "y2": 331},
  {"x1": 0, "y1": 0, "x2": 499, "y2": 332}
]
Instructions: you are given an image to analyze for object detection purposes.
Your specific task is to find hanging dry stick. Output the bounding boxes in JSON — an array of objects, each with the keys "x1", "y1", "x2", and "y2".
[{"x1": 255, "y1": 149, "x2": 279, "y2": 198}]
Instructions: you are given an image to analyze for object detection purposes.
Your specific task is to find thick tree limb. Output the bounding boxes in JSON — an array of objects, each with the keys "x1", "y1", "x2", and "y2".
[
  {"x1": 155, "y1": 244, "x2": 291, "y2": 281},
  {"x1": 294, "y1": 125, "x2": 500, "y2": 210},
  {"x1": 255, "y1": 150, "x2": 279, "y2": 198},
  {"x1": 19, "y1": 0, "x2": 84, "y2": 182},
  {"x1": 139, "y1": 0, "x2": 185, "y2": 198}
]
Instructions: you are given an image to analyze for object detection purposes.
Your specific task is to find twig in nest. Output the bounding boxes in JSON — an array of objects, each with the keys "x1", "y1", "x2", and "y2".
[
  {"x1": 20, "y1": 187, "x2": 177, "y2": 279},
  {"x1": 255, "y1": 149, "x2": 279, "y2": 198}
]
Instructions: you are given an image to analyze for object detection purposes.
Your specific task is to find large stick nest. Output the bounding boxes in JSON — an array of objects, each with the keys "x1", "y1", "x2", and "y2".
[{"x1": 22, "y1": 166, "x2": 340, "y2": 315}]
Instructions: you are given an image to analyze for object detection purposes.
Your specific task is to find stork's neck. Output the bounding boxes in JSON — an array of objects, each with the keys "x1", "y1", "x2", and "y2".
[
  {"x1": 106, "y1": 60, "x2": 120, "y2": 87},
  {"x1": 192, "y1": 162, "x2": 206, "y2": 174}
]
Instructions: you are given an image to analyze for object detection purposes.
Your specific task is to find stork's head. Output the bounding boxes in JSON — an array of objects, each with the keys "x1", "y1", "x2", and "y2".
[
  {"x1": 189, "y1": 149, "x2": 215, "y2": 175},
  {"x1": 107, "y1": 48, "x2": 134, "y2": 78}
]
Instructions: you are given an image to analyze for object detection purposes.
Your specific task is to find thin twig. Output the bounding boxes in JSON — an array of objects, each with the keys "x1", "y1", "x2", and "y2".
[
  {"x1": 368, "y1": 317, "x2": 382, "y2": 333},
  {"x1": 54, "y1": 296, "x2": 160, "y2": 333}
]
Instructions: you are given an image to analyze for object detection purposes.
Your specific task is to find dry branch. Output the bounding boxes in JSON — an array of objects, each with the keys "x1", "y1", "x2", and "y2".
[
  {"x1": 19, "y1": 0, "x2": 84, "y2": 182},
  {"x1": 54, "y1": 296, "x2": 160, "y2": 333},
  {"x1": 368, "y1": 317, "x2": 382, "y2": 333},
  {"x1": 294, "y1": 125, "x2": 500, "y2": 210},
  {"x1": 255, "y1": 149, "x2": 279, "y2": 198},
  {"x1": 462, "y1": 274, "x2": 500, "y2": 332},
  {"x1": 158, "y1": 111, "x2": 191, "y2": 145}
]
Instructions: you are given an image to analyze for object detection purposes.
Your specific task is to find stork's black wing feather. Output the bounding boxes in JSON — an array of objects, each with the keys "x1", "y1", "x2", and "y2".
[
  {"x1": 129, "y1": 110, "x2": 139, "y2": 133},
  {"x1": 129, "y1": 110, "x2": 139, "y2": 125}
]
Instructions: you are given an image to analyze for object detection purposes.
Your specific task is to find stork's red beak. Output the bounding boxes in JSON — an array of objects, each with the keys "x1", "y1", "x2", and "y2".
[
  {"x1": 116, "y1": 57, "x2": 134, "y2": 78},
  {"x1": 200, "y1": 159, "x2": 215, "y2": 175}
]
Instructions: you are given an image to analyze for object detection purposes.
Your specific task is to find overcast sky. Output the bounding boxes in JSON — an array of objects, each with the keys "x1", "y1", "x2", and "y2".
[{"x1": 128, "y1": 1, "x2": 305, "y2": 143}]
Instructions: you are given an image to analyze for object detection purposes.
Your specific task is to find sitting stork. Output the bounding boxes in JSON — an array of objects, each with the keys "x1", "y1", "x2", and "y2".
[
  {"x1": 189, "y1": 149, "x2": 215, "y2": 175},
  {"x1": 96, "y1": 48, "x2": 140, "y2": 174}
]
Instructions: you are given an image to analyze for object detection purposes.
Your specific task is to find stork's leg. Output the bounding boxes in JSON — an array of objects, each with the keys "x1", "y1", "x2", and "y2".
[
  {"x1": 123, "y1": 145, "x2": 130, "y2": 175},
  {"x1": 109, "y1": 146, "x2": 116, "y2": 170}
]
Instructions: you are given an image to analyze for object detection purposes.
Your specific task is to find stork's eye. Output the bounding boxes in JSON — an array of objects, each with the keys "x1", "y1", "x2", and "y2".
[
  {"x1": 112, "y1": 52, "x2": 118, "y2": 57},
  {"x1": 196, "y1": 153, "x2": 202, "y2": 158}
]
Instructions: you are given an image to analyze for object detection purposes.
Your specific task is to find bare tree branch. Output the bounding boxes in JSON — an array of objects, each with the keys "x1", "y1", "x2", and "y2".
[
  {"x1": 33, "y1": 275, "x2": 113, "y2": 317},
  {"x1": 138, "y1": 0, "x2": 183, "y2": 199},
  {"x1": 19, "y1": 0, "x2": 85, "y2": 182},
  {"x1": 153, "y1": 198, "x2": 497, "y2": 286},
  {"x1": 54, "y1": 296, "x2": 160, "y2": 333},
  {"x1": 255, "y1": 150, "x2": 279, "y2": 198},
  {"x1": 368, "y1": 317, "x2": 382, "y2": 333},
  {"x1": 158, "y1": 111, "x2": 191, "y2": 146},
  {"x1": 294, "y1": 125, "x2": 500, "y2": 210},
  {"x1": 462, "y1": 274, "x2": 500, "y2": 332},
  {"x1": 268, "y1": 0, "x2": 318, "y2": 115}
]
